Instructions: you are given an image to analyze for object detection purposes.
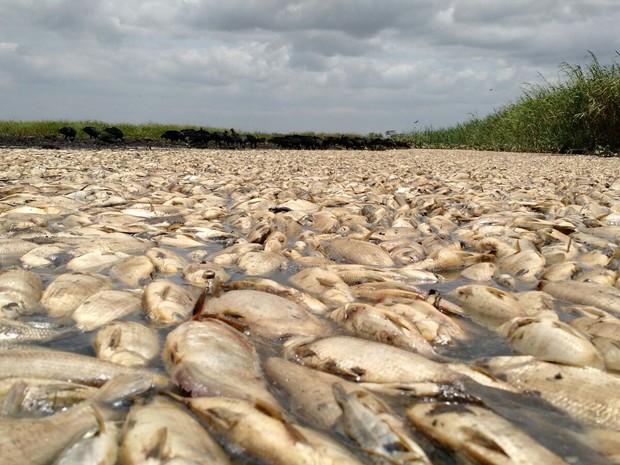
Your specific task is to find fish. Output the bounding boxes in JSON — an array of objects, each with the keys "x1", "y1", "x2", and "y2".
[
  {"x1": 163, "y1": 320, "x2": 281, "y2": 411},
  {"x1": 0, "y1": 379, "x2": 98, "y2": 416},
  {"x1": 119, "y1": 396, "x2": 231, "y2": 465},
  {"x1": 541, "y1": 280, "x2": 620, "y2": 315},
  {"x1": 145, "y1": 246, "x2": 187, "y2": 274},
  {"x1": 0, "y1": 317, "x2": 71, "y2": 343},
  {"x1": 221, "y1": 277, "x2": 328, "y2": 314},
  {"x1": 289, "y1": 267, "x2": 355, "y2": 307},
  {"x1": 406, "y1": 402, "x2": 570, "y2": 465},
  {"x1": 320, "y1": 237, "x2": 395, "y2": 267},
  {"x1": 199, "y1": 289, "x2": 329, "y2": 341},
  {"x1": 93, "y1": 321, "x2": 159, "y2": 367},
  {"x1": 175, "y1": 395, "x2": 365, "y2": 465},
  {"x1": 72, "y1": 289, "x2": 142, "y2": 331},
  {"x1": 110, "y1": 255, "x2": 155, "y2": 287},
  {"x1": 498, "y1": 316, "x2": 605, "y2": 368},
  {"x1": 236, "y1": 250, "x2": 289, "y2": 276},
  {"x1": 448, "y1": 284, "x2": 525, "y2": 329},
  {"x1": 142, "y1": 279, "x2": 196, "y2": 325},
  {"x1": 0, "y1": 346, "x2": 170, "y2": 389},
  {"x1": 263, "y1": 357, "x2": 357, "y2": 430},
  {"x1": 478, "y1": 355, "x2": 620, "y2": 430},
  {"x1": 332, "y1": 382, "x2": 432, "y2": 465},
  {"x1": 0, "y1": 374, "x2": 153, "y2": 465},
  {"x1": 0, "y1": 267, "x2": 42, "y2": 317},
  {"x1": 54, "y1": 419, "x2": 119, "y2": 465},
  {"x1": 330, "y1": 303, "x2": 436, "y2": 356},
  {"x1": 288, "y1": 335, "x2": 459, "y2": 385},
  {"x1": 41, "y1": 272, "x2": 113, "y2": 318}
]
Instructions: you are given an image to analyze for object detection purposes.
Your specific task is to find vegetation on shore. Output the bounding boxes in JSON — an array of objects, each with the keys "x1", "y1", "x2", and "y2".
[
  {"x1": 1, "y1": 53, "x2": 618, "y2": 155},
  {"x1": 404, "y1": 52, "x2": 620, "y2": 155}
]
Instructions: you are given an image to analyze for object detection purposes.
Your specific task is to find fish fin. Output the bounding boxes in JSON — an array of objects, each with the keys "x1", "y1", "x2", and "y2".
[
  {"x1": 331, "y1": 382, "x2": 350, "y2": 406},
  {"x1": 282, "y1": 419, "x2": 310, "y2": 445},
  {"x1": 91, "y1": 404, "x2": 107, "y2": 435},
  {"x1": 0, "y1": 381, "x2": 28, "y2": 416},
  {"x1": 94, "y1": 373, "x2": 153, "y2": 405},
  {"x1": 108, "y1": 327, "x2": 123, "y2": 349},
  {"x1": 191, "y1": 289, "x2": 207, "y2": 320},
  {"x1": 462, "y1": 426, "x2": 509, "y2": 457},
  {"x1": 145, "y1": 427, "x2": 169, "y2": 459}
]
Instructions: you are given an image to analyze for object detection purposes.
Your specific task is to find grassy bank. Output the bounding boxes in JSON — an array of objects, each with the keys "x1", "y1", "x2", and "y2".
[
  {"x1": 405, "y1": 52, "x2": 620, "y2": 155},
  {"x1": 0, "y1": 120, "x2": 231, "y2": 140}
]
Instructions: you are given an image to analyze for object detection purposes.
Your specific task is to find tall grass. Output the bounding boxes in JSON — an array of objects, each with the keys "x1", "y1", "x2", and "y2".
[{"x1": 405, "y1": 52, "x2": 620, "y2": 154}]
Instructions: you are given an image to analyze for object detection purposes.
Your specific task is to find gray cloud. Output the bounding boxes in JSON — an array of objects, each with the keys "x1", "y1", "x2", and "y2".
[{"x1": 0, "y1": 0, "x2": 618, "y2": 133}]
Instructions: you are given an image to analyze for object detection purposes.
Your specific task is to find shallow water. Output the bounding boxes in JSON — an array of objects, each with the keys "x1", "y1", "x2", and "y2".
[{"x1": 2, "y1": 147, "x2": 620, "y2": 464}]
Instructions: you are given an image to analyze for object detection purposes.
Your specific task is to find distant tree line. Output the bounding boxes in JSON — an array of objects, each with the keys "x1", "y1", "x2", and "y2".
[{"x1": 57, "y1": 126, "x2": 411, "y2": 150}]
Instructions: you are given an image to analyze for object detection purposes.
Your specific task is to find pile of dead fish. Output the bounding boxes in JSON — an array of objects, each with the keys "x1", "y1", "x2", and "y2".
[{"x1": 1, "y1": 146, "x2": 620, "y2": 464}]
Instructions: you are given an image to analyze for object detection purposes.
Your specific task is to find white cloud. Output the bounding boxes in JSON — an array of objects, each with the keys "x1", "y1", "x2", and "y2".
[{"x1": 0, "y1": 0, "x2": 617, "y2": 133}]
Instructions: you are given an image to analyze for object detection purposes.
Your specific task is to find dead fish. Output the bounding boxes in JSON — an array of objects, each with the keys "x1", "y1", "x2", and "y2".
[
  {"x1": 146, "y1": 247, "x2": 187, "y2": 274},
  {"x1": 41, "y1": 273, "x2": 113, "y2": 318},
  {"x1": 541, "y1": 280, "x2": 620, "y2": 316},
  {"x1": 0, "y1": 317, "x2": 71, "y2": 343},
  {"x1": 183, "y1": 262, "x2": 231, "y2": 288},
  {"x1": 330, "y1": 303, "x2": 436, "y2": 357},
  {"x1": 142, "y1": 279, "x2": 196, "y2": 325},
  {"x1": 408, "y1": 249, "x2": 490, "y2": 272},
  {"x1": 263, "y1": 357, "x2": 357, "y2": 430},
  {"x1": 20, "y1": 243, "x2": 72, "y2": 269},
  {"x1": 175, "y1": 395, "x2": 365, "y2": 465},
  {"x1": 332, "y1": 383, "x2": 432, "y2": 465},
  {"x1": 94, "y1": 321, "x2": 159, "y2": 367},
  {"x1": 110, "y1": 255, "x2": 154, "y2": 287},
  {"x1": 163, "y1": 320, "x2": 281, "y2": 411},
  {"x1": 237, "y1": 250, "x2": 289, "y2": 277},
  {"x1": 541, "y1": 261, "x2": 580, "y2": 282},
  {"x1": 574, "y1": 268, "x2": 619, "y2": 287},
  {"x1": 448, "y1": 284, "x2": 525, "y2": 329},
  {"x1": 0, "y1": 239, "x2": 38, "y2": 265},
  {"x1": 498, "y1": 317, "x2": 604, "y2": 368},
  {"x1": 0, "y1": 374, "x2": 153, "y2": 465},
  {"x1": 406, "y1": 402, "x2": 569, "y2": 465},
  {"x1": 222, "y1": 277, "x2": 328, "y2": 314},
  {"x1": 289, "y1": 267, "x2": 355, "y2": 307},
  {"x1": 72, "y1": 289, "x2": 142, "y2": 331},
  {"x1": 207, "y1": 243, "x2": 263, "y2": 267},
  {"x1": 478, "y1": 355, "x2": 620, "y2": 430},
  {"x1": 199, "y1": 289, "x2": 329, "y2": 341},
  {"x1": 497, "y1": 249, "x2": 546, "y2": 282},
  {"x1": 0, "y1": 379, "x2": 98, "y2": 416},
  {"x1": 460, "y1": 262, "x2": 497, "y2": 281},
  {"x1": 379, "y1": 301, "x2": 467, "y2": 345},
  {"x1": 590, "y1": 337, "x2": 620, "y2": 372},
  {"x1": 66, "y1": 250, "x2": 129, "y2": 273},
  {"x1": 321, "y1": 237, "x2": 395, "y2": 267},
  {"x1": 54, "y1": 419, "x2": 119, "y2": 465},
  {"x1": 288, "y1": 335, "x2": 458, "y2": 385},
  {"x1": 0, "y1": 346, "x2": 170, "y2": 389},
  {"x1": 119, "y1": 396, "x2": 231, "y2": 465},
  {"x1": 0, "y1": 267, "x2": 42, "y2": 317}
]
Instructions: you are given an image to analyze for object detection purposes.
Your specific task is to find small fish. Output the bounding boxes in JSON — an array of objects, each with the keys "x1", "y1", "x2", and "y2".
[
  {"x1": 406, "y1": 402, "x2": 570, "y2": 465},
  {"x1": 0, "y1": 374, "x2": 153, "y2": 465},
  {"x1": 119, "y1": 396, "x2": 231, "y2": 465},
  {"x1": 176, "y1": 395, "x2": 365, "y2": 465},
  {"x1": 0, "y1": 317, "x2": 71, "y2": 343}
]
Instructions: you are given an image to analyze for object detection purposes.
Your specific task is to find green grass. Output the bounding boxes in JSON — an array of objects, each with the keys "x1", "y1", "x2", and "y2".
[
  {"x1": 404, "y1": 52, "x2": 620, "y2": 155},
  {"x1": 0, "y1": 120, "x2": 231, "y2": 140}
]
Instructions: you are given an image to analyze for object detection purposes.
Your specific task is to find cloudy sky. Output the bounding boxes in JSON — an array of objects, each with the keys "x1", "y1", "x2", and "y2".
[{"x1": 1, "y1": 1, "x2": 619, "y2": 134}]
